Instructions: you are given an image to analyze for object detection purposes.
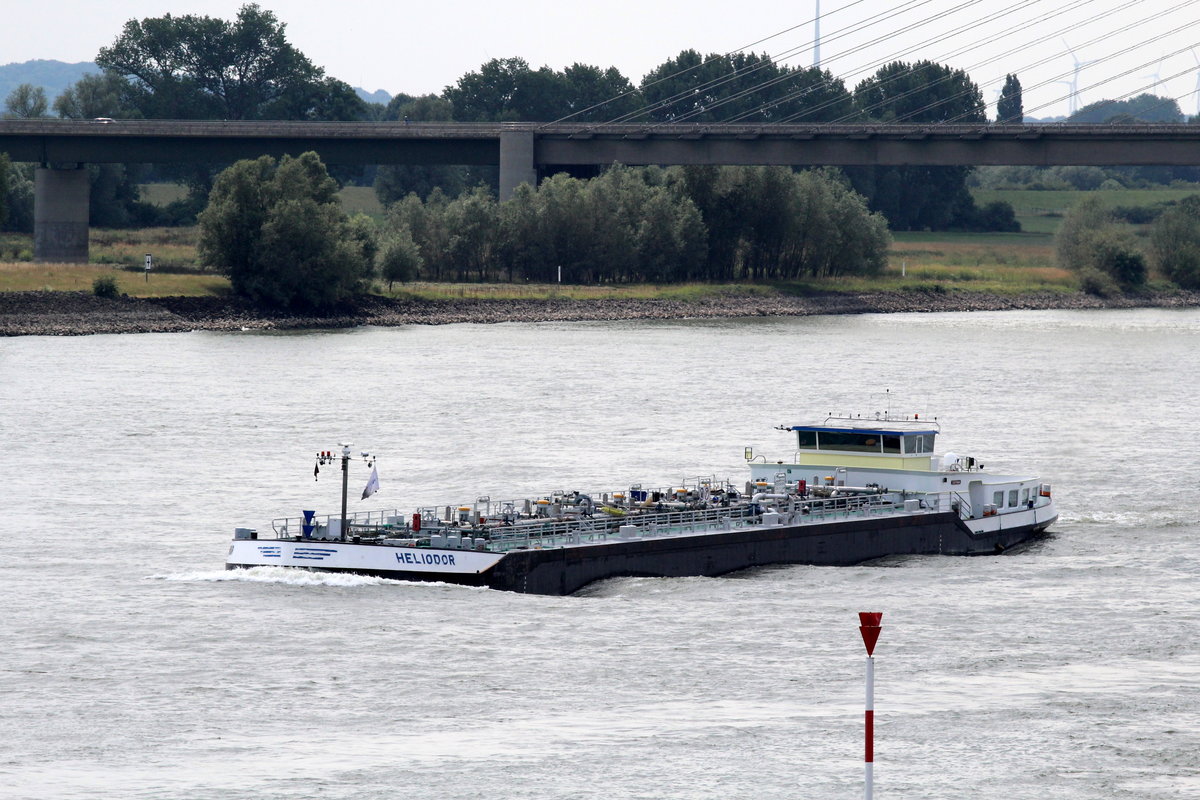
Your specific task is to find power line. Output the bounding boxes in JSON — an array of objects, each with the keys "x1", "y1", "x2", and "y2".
[
  {"x1": 844, "y1": 0, "x2": 1192, "y2": 126},
  {"x1": 542, "y1": 0, "x2": 874, "y2": 126},
  {"x1": 599, "y1": 0, "x2": 940, "y2": 127},
  {"x1": 660, "y1": 0, "x2": 1008, "y2": 126},
  {"x1": 713, "y1": 0, "x2": 1064, "y2": 125},
  {"x1": 910, "y1": 10, "x2": 1200, "y2": 125}
]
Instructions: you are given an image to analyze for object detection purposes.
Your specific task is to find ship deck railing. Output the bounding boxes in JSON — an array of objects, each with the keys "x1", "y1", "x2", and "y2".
[
  {"x1": 270, "y1": 509, "x2": 406, "y2": 539},
  {"x1": 264, "y1": 491, "x2": 966, "y2": 549},
  {"x1": 483, "y1": 493, "x2": 918, "y2": 552}
]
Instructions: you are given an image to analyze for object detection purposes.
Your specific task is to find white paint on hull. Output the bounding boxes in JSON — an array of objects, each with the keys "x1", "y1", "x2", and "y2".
[
  {"x1": 963, "y1": 501, "x2": 1058, "y2": 535},
  {"x1": 227, "y1": 539, "x2": 506, "y2": 575}
]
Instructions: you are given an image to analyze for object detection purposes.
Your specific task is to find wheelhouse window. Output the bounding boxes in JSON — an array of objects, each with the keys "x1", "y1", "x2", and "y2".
[
  {"x1": 1008, "y1": 489, "x2": 1019, "y2": 507},
  {"x1": 796, "y1": 430, "x2": 817, "y2": 449},
  {"x1": 882, "y1": 435, "x2": 901, "y2": 454},
  {"x1": 993, "y1": 491, "x2": 1004, "y2": 506},
  {"x1": 817, "y1": 431, "x2": 883, "y2": 452},
  {"x1": 903, "y1": 434, "x2": 936, "y2": 454}
]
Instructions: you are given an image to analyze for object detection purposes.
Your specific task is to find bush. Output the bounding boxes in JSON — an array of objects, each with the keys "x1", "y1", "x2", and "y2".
[
  {"x1": 1149, "y1": 195, "x2": 1200, "y2": 289},
  {"x1": 1057, "y1": 198, "x2": 1148, "y2": 290},
  {"x1": 1112, "y1": 205, "x2": 1162, "y2": 224},
  {"x1": 970, "y1": 200, "x2": 1021, "y2": 232},
  {"x1": 92, "y1": 275, "x2": 119, "y2": 298},
  {"x1": 1078, "y1": 267, "x2": 1118, "y2": 297}
]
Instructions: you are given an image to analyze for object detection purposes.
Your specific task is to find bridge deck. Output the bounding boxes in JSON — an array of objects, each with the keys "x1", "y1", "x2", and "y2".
[{"x1": 2, "y1": 120, "x2": 1199, "y2": 166}]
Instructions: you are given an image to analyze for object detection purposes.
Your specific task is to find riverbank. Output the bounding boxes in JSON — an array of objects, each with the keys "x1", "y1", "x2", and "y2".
[{"x1": 3, "y1": 288, "x2": 1199, "y2": 336}]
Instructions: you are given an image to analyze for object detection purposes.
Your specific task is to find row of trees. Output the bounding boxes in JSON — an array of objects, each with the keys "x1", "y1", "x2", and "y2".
[
  {"x1": 197, "y1": 152, "x2": 891, "y2": 307},
  {"x1": 2, "y1": 0, "x2": 1016, "y2": 233},
  {"x1": 384, "y1": 165, "x2": 890, "y2": 285},
  {"x1": 380, "y1": 56, "x2": 1004, "y2": 232},
  {"x1": 14, "y1": 3, "x2": 1195, "y2": 239}
]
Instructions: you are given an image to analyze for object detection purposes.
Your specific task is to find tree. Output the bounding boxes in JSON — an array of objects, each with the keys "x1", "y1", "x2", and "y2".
[
  {"x1": 709, "y1": 166, "x2": 888, "y2": 280},
  {"x1": 1, "y1": 160, "x2": 34, "y2": 233},
  {"x1": 53, "y1": 72, "x2": 137, "y2": 119},
  {"x1": 848, "y1": 61, "x2": 986, "y2": 230},
  {"x1": 0, "y1": 154, "x2": 9, "y2": 230},
  {"x1": 640, "y1": 50, "x2": 851, "y2": 123},
  {"x1": 1070, "y1": 94, "x2": 1183, "y2": 123},
  {"x1": 377, "y1": 225, "x2": 423, "y2": 289},
  {"x1": 1056, "y1": 197, "x2": 1113, "y2": 271},
  {"x1": 444, "y1": 186, "x2": 498, "y2": 281},
  {"x1": 444, "y1": 57, "x2": 560, "y2": 121},
  {"x1": 52, "y1": 73, "x2": 153, "y2": 226},
  {"x1": 374, "y1": 94, "x2": 466, "y2": 204},
  {"x1": 4, "y1": 84, "x2": 48, "y2": 118},
  {"x1": 198, "y1": 152, "x2": 373, "y2": 308},
  {"x1": 96, "y1": 4, "x2": 358, "y2": 121},
  {"x1": 561, "y1": 63, "x2": 640, "y2": 121},
  {"x1": 443, "y1": 58, "x2": 641, "y2": 123},
  {"x1": 1150, "y1": 195, "x2": 1200, "y2": 289},
  {"x1": 997, "y1": 74, "x2": 1022, "y2": 124},
  {"x1": 854, "y1": 60, "x2": 985, "y2": 124}
]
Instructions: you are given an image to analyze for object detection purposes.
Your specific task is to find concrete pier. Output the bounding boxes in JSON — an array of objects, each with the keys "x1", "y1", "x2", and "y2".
[
  {"x1": 34, "y1": 167, "x2": 89, "y2": 263},
  {"x1": 499, "y1": 130, "x2": 537, "y2": 199}
]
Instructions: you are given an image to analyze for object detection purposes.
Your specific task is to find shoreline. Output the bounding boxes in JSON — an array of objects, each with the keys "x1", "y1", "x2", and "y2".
[{"x1": 3, "y1": 289, "x2": 1200, "y2": 336}]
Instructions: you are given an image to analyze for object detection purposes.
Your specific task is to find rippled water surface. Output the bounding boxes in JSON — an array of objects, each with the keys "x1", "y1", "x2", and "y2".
[{"x1": 2, "y1": 310, "x2": 1198, "y2": 799}]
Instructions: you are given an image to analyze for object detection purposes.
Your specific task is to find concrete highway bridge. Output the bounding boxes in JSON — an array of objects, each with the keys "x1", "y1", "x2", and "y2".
[{"x1": 3, "y1": 119, "x2": 1200, "y2": 262}]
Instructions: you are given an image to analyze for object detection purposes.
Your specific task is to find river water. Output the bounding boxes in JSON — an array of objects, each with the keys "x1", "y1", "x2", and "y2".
[{"x1": 1, "y1": 309, "x2": 1197, "y2": 799}]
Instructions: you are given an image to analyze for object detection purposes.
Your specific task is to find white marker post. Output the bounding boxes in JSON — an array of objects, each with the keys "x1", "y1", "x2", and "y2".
[{"x1": 858, "y1": 612, "x2": 883, "y2": 800}]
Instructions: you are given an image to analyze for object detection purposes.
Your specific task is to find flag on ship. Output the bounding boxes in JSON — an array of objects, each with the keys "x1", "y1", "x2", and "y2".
[{"x1": 361, "y1": 465, "x2": 380, "y2": 499}]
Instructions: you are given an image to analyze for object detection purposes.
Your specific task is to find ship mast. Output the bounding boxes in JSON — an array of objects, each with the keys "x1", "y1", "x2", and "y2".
[{"x1": 340, "y1": 443, "x2": 350, "y2": 540}]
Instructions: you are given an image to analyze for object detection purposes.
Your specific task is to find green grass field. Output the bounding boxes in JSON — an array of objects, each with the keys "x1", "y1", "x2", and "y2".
[
  {"x1": 137, "y1": 183, "x2": 386, "y2": 218},
  {"x1": 973, "y1": 187, "x2": 1200, "y2": 234}
]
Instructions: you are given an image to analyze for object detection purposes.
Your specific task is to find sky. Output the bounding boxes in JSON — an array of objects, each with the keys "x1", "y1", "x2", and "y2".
[{"x1": 4, "y1": 0, "x2": 1200, "y2": 119}]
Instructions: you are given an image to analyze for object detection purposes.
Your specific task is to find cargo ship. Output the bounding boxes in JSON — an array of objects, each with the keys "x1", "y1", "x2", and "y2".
[{"x1": 226, "y1": 416, "x2": 1057, "y2": 595}]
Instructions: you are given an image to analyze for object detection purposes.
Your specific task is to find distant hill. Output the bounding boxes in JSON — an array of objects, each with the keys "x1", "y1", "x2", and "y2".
[
  {"x1": 355, "y1": 87, "x2": 392, "y2": 105},
  {"x1": 0, "y1": 59, "x2": 98, "y2": 105}
]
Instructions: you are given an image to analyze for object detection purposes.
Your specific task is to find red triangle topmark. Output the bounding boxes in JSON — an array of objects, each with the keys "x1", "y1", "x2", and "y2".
[
  {"x1": 858, "y1": 612, "x2": 883, "y2": 655},
  {"x1": 859, "y1": 625, "x2": 881, "y2": 655}
]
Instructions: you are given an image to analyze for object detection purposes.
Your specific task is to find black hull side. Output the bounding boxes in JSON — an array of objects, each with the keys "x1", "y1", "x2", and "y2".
[{"x1": 487, "y1": 512, "x2": 1052, "y2": 595}]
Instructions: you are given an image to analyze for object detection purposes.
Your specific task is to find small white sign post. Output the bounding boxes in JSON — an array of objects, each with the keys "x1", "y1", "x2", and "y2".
[{"x1": 144, "y1": 253, "x2": 153, "y2": 282}]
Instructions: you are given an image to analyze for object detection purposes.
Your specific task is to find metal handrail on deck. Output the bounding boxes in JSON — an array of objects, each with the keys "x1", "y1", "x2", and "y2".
[
  {"x1": 271, "y1": 509, "x2": 404, "y2": 538},
  {"x1": 266, "y1": 489, "x2": 943, "y2": 549}
]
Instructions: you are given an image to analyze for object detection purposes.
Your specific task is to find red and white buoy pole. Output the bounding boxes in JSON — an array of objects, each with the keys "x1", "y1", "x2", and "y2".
[{"x1": 858, "y1": 612, "x2": 883, "y2": 800}]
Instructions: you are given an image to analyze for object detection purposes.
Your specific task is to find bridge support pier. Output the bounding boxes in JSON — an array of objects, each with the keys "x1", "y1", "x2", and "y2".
[
  {"x1": 499, "y1": 130, "x2": 537, "y2": 200},
  {"x1": 34, "y1": 166, "x2": 90, "y2": 263}
]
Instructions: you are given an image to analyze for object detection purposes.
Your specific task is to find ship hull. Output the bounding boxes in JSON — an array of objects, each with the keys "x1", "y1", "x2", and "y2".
[{"x1": 227, "y1": 506, "x2": 1055, "y2": 596}]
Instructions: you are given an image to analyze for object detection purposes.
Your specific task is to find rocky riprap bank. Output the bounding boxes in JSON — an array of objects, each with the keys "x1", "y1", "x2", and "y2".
[{"x1": 3, "y1": 289, "x2": 1199, "y2": 336}]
